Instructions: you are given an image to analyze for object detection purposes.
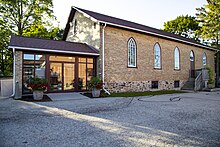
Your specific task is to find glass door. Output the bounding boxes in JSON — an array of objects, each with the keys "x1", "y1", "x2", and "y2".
[
  {"x1": 64, "y1": 63, "x2": 75, "y2": 90},
  {"x1": 50, "y1": 63, "x2": 63, "y2": 92}
]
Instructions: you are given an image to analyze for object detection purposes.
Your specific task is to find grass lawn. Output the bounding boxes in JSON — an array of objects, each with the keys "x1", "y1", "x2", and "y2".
[{"x1": 101, "y1": 90, "x2": 187, "y2": 97}]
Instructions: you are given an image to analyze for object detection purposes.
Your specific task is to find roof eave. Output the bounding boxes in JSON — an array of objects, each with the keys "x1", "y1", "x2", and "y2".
[
  {"x1": 8, "y1": 46, "x2": 100, "y2": 56},
  {"x1": 98, "y1": 21, "x2": 217, "y2": 51}
]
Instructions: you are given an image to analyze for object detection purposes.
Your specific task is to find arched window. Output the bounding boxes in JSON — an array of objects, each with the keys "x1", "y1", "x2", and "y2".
[
  {"x1": 128, "y1": 38, "x2": 137, "y2": 67},
  {"x1": 154, "y1": 43, "x2": 161, "y2": 68},
  {"x1": 190, "y1": 50, "x2": 194, "y2": 61},
  {"x1": 174, "y1": 47, "x2": 180, "y2": 70},
  {"x1": 203, "y1": 52, "x2": 207, "y2": 66}
]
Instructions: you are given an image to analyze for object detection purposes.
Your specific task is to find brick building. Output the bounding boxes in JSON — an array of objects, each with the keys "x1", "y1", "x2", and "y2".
[{"x1": 9, "y1": 7, "x2": 217, "y2": 96}]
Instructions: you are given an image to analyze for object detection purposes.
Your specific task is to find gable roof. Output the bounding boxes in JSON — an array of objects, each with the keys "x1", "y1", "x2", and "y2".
[
  {"x1": 9, "y1": 35, "x2": 99, "y2": 56},
  {"x1": 63, "y1": 6, "x2": 216, "y2": 51}
]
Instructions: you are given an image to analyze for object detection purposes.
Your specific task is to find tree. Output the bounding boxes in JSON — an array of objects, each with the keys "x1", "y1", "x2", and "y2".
[
  {"x1": 163, "y1": 15, "x2": 200, "y2": 41},
  {"x1": 196, "y1": 0, "x2": 220, "y2": 86},
  {"x1": 0, "y1": 0, "x2": 62, "y2": 76},
  {"x1": 0, "y1": 0, "x2": 55, "y2": 36}
]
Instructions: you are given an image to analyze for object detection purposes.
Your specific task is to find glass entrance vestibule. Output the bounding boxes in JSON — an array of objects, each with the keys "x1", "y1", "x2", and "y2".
[{"x1": 22, "y1": 53, "x2": 96, "y2": 94}]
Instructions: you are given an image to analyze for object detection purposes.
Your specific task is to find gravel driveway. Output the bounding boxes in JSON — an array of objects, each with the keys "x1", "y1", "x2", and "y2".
[{"x1": 0, "y1": 91, "x2": 220, "y2": 147}]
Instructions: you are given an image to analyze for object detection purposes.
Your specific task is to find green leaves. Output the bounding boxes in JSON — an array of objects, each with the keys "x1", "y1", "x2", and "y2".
[
  {"x1": 163, "y1": 15, "x2": 200, "y2": 41},
  {"x1": 196, "y1": 0, "x2": 220, "y2": 49},
  {"x1": 0, "y1": 0, "x2": 62, "y2": 76}
]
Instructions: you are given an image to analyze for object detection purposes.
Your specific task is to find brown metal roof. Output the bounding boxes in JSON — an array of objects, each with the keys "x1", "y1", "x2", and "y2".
[
  {"x1": 9, "y1": 35, "x2": 99, "y2": 56},
  {"x1": 63, "y1": 7, "x2": 216, "y2": 51}
]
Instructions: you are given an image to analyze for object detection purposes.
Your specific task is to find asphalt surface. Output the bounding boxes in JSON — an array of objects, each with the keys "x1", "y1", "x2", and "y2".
[{"x1": 0, "y1": 91, "x2": 220, "y2": 147}]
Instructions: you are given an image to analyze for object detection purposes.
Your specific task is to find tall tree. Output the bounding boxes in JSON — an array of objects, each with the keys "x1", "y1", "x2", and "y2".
[
  {"x1": 0, "y1": 0, "x2": 55, "y2": 36},
  {"x1": 196, "y1": 0, "x2": 220, "y2": 85},
  {"x1": 196, "y1": 0, "x2": 220, "y2": 48},
  {"x1": 0, "y1": 0, "x2": 61, "y2": 76},
  {"x1": 163, "y1": 15, "x2": 200, "y2": 41}
]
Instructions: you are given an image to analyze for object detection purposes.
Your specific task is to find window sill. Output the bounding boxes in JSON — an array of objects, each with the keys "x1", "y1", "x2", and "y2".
[
  {"x1": 128, "y1": 66, "x2": 137, "y2": 68},
  {"x1": 174, "y1": 69, "x2": 181, "y2": 71},
  {"x1": 154, "y1": 67, "x2": 162, "y2": 70}
]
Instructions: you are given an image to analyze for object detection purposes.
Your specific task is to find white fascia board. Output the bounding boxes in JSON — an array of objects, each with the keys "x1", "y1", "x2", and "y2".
[
  {"x1": 98, "y1": 21, "x2": 217, "y2": 51},
  {"x1": 8, "y1": 46, "x2": 100, "y2": 56}
]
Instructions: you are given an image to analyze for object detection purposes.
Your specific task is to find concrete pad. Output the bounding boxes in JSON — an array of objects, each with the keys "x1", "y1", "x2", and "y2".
[{"x1": 47, "y1": 92, "x2": 89, "y2": 101}]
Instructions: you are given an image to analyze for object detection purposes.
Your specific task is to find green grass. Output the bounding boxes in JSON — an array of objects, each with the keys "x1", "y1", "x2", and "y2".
[{"x1": 101, "y1": 90, "x2": 186, "y2": 97}]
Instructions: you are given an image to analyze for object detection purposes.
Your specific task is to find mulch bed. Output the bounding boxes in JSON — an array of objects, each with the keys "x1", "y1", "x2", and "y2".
[{"x1": 18, "y1": 95, "x2": 52, "y2": 102}]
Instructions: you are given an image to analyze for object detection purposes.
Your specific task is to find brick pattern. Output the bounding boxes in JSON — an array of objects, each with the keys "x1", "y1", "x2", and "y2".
[
  {"x1": 103, "y1": 26, "x2": 215, "y2": 92},
  {"x1": 15, "y1": 51, "x2": 23, "y2": 97}
]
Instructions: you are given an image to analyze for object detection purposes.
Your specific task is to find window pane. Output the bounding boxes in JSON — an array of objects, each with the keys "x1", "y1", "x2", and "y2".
[
  {"x1": 190, "y1": 51, "x2": 194, "y2": 61},
  {"x1": 79, "y1": 58, "x2": 86, "y2": 63},
  {"x1": 35, "y1": 54, "x2": 45, "y2": 60},
  {"x1": 87, "y1": 58, "x2": 94, "y2": 64},
  {"x1": 128, "y1": 38, "x2": 136, "y2": 67},
  {"x1": 23, "y1": 60, "x2": 35, "y2": 93},
  {"x1": 154, "y1": 43, "x2": 161, "y2": 68},
  {"x1": 24, "y1": 54, "x2": 34, "y2": 60},
  {"x1": 203, "y1": 53, "x2": 207, "y2": 66},
  {"x1": 35, "y1": 60, "x2": 45, "y2": 78},
  {"x1": 78, "y1": 63, "x2": 87, "y2": 90},
  {"x1": 174, "y1": 47, "x2": 180, "y2": 69},
  {"x1": 49, "y1": 56, "x2": 75, "y2": 62},
  {"x1": 50, "y1": 63, "x2": 62, "y2": 91}
]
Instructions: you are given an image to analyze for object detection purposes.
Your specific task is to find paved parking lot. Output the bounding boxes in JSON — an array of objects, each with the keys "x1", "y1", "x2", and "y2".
[{"x1": 0, "y1": 91, "x2": 220, "y2": 147}]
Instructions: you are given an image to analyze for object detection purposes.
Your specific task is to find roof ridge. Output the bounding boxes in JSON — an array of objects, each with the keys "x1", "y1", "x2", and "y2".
[{"x1": 71, "y1": 7, "x2": 216, "y2": 51}]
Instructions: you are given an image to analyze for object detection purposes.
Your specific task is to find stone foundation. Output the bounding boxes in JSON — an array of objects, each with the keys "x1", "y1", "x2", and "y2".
[{"x1": 105, "y1": 80, "x2": 184, "y2": 93}]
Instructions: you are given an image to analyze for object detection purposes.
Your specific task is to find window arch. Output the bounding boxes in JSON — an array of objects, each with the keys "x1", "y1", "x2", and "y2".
[
  {"x1": 203, "y1": 52, "x2": 207, "y2": 66},
  {"x1": 128, "y1": 38, "x2": 137, "y2": 67},
  {"x1": 190, "y1": 50, "x2": 194, "y2": 61},
  {"x1": 154, "y1": 43, "x2": 161, "y2": 68},
  {"x1": 174, "y1": 47, "x2": 180, "y2": 70}
]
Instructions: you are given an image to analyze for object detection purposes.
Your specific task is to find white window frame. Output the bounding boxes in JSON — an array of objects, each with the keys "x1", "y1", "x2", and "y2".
[
  {"x1": 154, "y1": 43, "x2": 161, "y2": 69},
  {"x1": 128, "y1": 38, "x2": 137, "y2": 67},
  {"x1": 203, "y1": 52, "x2": 207, "y2": 66},
  {"x1": 174, "y1": 47, "x2": 180, "y2": 70}
]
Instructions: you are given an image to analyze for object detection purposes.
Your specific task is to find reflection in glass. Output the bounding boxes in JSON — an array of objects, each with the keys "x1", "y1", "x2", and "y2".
[
  {"x1": 23, "y1": 60, "x2": 35, "y2": 93},
  {"x1": 78, "y1": 63, "x2": 86, "y2": 90},
  {"x1": 35, "y1": 60, "x2": 45, "y2": 78},
  {"x1": 154, "y1": 43, "x2": 161, "y2": 68},
  {"x1": 203, "y1": 52, "x2": 207, "y2": 66},
  {"x1": 64, "y1": 63, "x2": 75, "y2": 90},
  {"x1": 24, "y1": 54, "x2": 34, "y2": 60},
  {"x1": 174, "y1": 47, "x2": 180, "y2": 70},
  {"x1": 50, "y1": 63, "x2": 62, "y2": 91},
  {"x1": 49, "y1": 56, "x2": 75, "y2": 62},
  {"x1": 79, "y1": 58, "x2": 86, "y2": 63},
  {"x1": 35, "y1": 54, "x2": 45, "y2": 60},
  {"x1": 87, "y1": 58, "x2": 94, "y2": 64}
]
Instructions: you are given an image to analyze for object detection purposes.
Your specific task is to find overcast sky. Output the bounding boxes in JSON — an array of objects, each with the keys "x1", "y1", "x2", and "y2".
[{"x1": 53, "y1": 0, "x2": 207, "y2": 29}]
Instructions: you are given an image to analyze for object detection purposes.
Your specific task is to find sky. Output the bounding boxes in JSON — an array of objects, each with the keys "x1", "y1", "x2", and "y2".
[{"x1": 53, "y1": 0, "x2": 207, "y2": 30}]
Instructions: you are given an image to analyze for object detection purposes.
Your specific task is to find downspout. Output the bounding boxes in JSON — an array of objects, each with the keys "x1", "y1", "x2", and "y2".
[
  {"x1": 102, "y1": 23, "x2": 110, "y2": 95},
  {"x1": 10, "y1": 48, "x2": 16, "y2": 98}
]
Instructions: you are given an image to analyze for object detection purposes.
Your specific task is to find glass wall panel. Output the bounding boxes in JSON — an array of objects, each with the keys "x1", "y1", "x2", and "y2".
[
  {"x1": 79, "y1": 58, "x2": 86, "y2": 63},
  {"x1": 87, "y1": 58, "x2": 94, "y2": 64},
  {"x1": 49, "y1": 56, "x2": 75, "y2": 62},
  {"x1": 87, "y1": 64, "x2": 94, "y2": 89},
  {"x1": 23, "y1": 60, "x2": 35, "y2": 93},
  {"x1": 50, "y1": 63, "x2": 62, "y2": 91},
  {"x1": 64, "y1": 63, "x2": 75, "y2": 90},
  {"x1": 24, "y1": 54, "x2": 34, "y2": 60},
  {"x1": 78, "y1": 63, "x2": 87, "y2": 90}
]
